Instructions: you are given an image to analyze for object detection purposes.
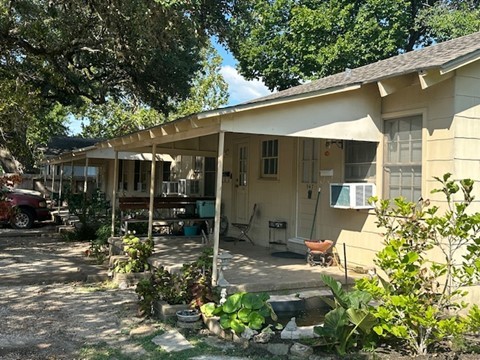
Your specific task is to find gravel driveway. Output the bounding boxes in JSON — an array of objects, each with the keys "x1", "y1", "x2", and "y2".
[{"x1": 0, "y1": 224, "x2": 144, "y2": 360}]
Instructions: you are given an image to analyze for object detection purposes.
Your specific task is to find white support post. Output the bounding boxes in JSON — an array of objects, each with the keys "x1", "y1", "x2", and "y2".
[
  {"x1": 212, "y1": 131, "x2": 225, "y2": 287},
  {"x1": 58, "y1": 163, "x2": 64, "y2": 212},
  {"x1": 51, "y1": 164, "x2": 56, "y2": 204},
  {"x1": 83, "y1": 157, "x2": 89, "y2": 195},
  {"x1": 111, "y1": 151, "x2": 119, "y2": 237},
  {"x1": 148, "y1": 144, "x2": 157, "y2": 239}
]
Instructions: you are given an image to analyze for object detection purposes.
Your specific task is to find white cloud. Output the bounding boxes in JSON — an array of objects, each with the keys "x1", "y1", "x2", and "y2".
[{"x1": 220, "y1": 65, "x2": 273, "y2": 106}]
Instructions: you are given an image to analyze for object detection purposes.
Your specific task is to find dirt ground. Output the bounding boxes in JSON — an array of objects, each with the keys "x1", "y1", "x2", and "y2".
[
  {"x1": 1, "y1": 223, "x2": 480, "y2": 360},
  {"x1": 0, "y1": 224, "x2": 152, "y2": 360}
]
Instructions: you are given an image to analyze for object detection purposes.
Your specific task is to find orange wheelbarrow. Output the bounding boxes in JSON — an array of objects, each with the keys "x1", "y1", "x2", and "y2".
[{"x1": 304, "y1": 239, "x2": 334, "y2": 267}]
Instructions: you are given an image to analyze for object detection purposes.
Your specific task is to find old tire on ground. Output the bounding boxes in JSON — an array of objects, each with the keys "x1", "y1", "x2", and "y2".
[{"x1": 12, "y1": 208, "x2": 35, "y2": 229}]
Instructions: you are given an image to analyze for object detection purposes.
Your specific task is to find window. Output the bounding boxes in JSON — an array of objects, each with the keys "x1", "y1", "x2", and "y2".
[
  {"x1": 301, "y1": 139, "x2": 319, "y2": 183},
  {"x1": 134, "y1": 160, "x2": 149, "y2": 192},
  {"x1": 384, "y1": 115, "x2": 422, "y2": 201},
  {"x1": 117, "y1": 160, "x2": 128, "y2": 191},
  {"x1": 261, "y1": 139, "x2": 278, "y2": 178},
  {"x1": 344, "y1": 141, "x2": 377, "y2": 182}
]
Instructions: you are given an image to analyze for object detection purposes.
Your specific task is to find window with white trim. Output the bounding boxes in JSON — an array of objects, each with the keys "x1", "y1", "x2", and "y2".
[
  {"x1": 384, "y1": 115, "x2": 422, "y2": 202},
  {"x1": 301, "y1": 139, "x2": 319, "y2": 183},
  {"x1": 344, "y1": 141, "x2": 377, "y2": 182},
  {"x1": 261, "y1": 139, "x2": 278, "y2": 178},
  {"x1": 134, "y1": 160, "x2": 149, "y2": 192}
]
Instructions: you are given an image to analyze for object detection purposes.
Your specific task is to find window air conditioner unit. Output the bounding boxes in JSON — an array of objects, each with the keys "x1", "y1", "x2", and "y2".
[
  {"x1": 330, "y1": 183, "x2": 376, "y2": 209},
  {"x1": 178, "y1": 179, "x2": 200, "y2": 196},
  {"x1": 162, "y1": 181, "x2": 180, "y2": 195}
]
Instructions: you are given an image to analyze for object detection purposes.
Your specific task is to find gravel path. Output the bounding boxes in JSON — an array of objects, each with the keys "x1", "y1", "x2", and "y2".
[{"x1": 0, "y1": 225, "x2": 144, "y2": 360}]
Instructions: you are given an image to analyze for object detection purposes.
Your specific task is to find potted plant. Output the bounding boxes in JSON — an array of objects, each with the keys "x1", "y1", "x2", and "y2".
[{"x1": 112, "y1": 233, "x2": 154, "y2": 286}]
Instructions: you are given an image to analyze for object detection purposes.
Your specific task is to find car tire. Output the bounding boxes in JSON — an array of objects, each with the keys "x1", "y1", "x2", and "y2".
[{"x1": 12, "y1": 208, "x2": 34, "y2": 229}]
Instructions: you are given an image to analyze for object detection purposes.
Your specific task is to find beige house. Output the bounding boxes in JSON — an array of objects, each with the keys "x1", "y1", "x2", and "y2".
[{"x1": 49, "y1": 32, "x2": 480, "y2": 277}]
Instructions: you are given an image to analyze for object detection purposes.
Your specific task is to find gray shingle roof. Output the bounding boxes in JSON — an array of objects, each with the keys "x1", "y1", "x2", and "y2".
[{"x1": 244, "y1": 31, "x2": 480, "y2": 105}]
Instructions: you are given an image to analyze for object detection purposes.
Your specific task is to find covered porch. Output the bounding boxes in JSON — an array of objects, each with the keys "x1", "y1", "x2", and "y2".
[{"x1": 147, "y1": 236, "x2": 364, "y2": 293}]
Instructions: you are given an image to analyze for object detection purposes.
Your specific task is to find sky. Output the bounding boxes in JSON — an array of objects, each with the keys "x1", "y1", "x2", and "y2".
[{"x1": 69, "y1": 41, "x2": 272, "y2": 135}]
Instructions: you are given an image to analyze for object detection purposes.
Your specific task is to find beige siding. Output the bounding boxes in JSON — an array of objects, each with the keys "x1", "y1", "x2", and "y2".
[{"x1": 454, "y1": 62, "x2": 480, "y2": 203}]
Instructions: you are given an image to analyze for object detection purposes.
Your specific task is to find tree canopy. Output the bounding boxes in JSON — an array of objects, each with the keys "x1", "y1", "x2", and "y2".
[
  {"x1": 0, "y1": 0, "x2": 236, "y2": 171},
  {"x1": 78, "y1": 44, "x2": 229, "y2": 139},
  {"x1": 227, "y1": 0, "x2": 480, "y2": 91}
]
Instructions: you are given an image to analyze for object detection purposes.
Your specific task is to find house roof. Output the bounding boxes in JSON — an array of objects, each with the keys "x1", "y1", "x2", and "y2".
[
  {"x1": 43, "y1": 136, "x2": 103, "y2": 157},
  {"x1": 243, "y1": 31, "x2": 480, "y2": 105}
]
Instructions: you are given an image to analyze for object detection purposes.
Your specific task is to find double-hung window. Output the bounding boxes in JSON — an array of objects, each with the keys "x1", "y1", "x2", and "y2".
[
  {"x1": 384, "y1": 115, "x2": 422, "y2": 201},
  {"x1": 261, "y1": 139, "x2": 278, "y2": 178},
  {"x1": 344, "y1": 141, "x2": 377, "y2": 182}
]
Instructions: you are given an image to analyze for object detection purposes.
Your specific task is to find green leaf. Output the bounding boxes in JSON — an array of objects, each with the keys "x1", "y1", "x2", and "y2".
[
  {"x1": 222, "y1": 292, "x2": 244, "y2": 313},
  {"x1": 248, "y1": 312, "x2": 265, "y2": 330}
]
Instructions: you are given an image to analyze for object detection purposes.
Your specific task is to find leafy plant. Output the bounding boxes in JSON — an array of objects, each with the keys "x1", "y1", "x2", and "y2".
[
  {"x1": 135, "y1": 248, "x2": 216, "y2": 316},
  {"x1": 356, "y1": 173, "x2": 480, "y2": 355},
  {"x1": 114, "y1": 234, "x2": 154, "y2": 274},
  {"x1": 201, "y1": 292, "x2": 278, "y2": 336},
  {"x1": 313, "y1": 274, "x2": 376, "y2": 355}
]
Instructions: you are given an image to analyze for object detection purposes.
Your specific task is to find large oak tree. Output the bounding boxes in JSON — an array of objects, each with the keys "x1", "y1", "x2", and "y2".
[
  {"x1": 0, "y1": 0, "x2": 237, "y2": 171},
  {"x1": 227, "y1": 0, "x2": 480, "y2": 91}
]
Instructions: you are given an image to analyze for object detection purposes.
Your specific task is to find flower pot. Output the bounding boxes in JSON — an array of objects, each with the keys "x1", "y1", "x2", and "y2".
[{"x1": 176, "y1": 309, "x2": 201, "y2": 322}]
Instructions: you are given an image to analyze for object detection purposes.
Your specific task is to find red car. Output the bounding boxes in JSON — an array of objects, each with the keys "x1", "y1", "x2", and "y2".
[{"x1": 0, "y1": 189, "x2": 52, "y2": 229}]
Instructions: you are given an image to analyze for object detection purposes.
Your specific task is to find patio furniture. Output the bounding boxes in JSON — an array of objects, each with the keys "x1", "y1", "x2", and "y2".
[
  {"x1": 231, "y1": 203, "x2": 257, "y2": 245},
  {"x1": 305, "y1": 240, "x2": 334, "y2": 267}
]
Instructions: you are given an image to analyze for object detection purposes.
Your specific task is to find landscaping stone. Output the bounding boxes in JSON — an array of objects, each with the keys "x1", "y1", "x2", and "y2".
[
  {"x1": 267, "y1": 342, "x2": 291, "y2": 356},
  {"x1": 253, "y1": 331, "x2": 273, "y2": 343},
  {"x1": 203, "y1": 336, "x2": 236, "y2": 351},
  {"x1": 289, "y1": 342, "x2": 314, "y2": 358},
  {"x1": 129, "y1": 324, "x2": 157, "y2": 337},
  {"x1": 281, "y1": 325, "x2": 317, "y2": 340},
  {"x1": 151, "y1": 329, "x2": 194, "y2": 352}
]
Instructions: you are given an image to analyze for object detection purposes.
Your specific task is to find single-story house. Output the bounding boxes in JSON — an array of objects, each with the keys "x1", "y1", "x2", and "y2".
[{"x1": 48, "y1": 31, "x2": 480, "y2": 288}]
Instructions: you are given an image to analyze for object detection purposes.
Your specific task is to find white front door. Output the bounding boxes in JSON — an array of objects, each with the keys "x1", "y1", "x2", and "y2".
[
  {"x1": 234, "y1": 142, "x2": 249, "y2": 223},
  {"x1": 296, "y1": 139, "x2": 320, "y2": 239}
]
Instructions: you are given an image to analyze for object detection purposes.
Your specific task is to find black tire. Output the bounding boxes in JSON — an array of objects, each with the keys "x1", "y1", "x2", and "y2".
[{"x1": 11, "y1": 208, "x2": 35, "y2": 229}]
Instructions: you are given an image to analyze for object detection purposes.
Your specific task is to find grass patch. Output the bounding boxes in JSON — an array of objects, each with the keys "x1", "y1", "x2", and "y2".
[
  {"x1": 75, "y1": 281, "x2": 119, "y2": 293},
  {"x1": 79, "y1": 342, "x2": 131, "y2": 360}
]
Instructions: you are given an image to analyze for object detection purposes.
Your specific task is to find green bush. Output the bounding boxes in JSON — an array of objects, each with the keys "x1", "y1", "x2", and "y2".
[
  {"x1": 356, "y1": 174, "x2": 480, "y2": 355},
  {"x1": 114, "y1": 234, "x2": 154, "y2": 273},
  {"x1": 135, "y1": 248, "x2": 216, "y2": 316},
  {"x1": 313, "y1": 274, "x2": 376, "y2": 355}
]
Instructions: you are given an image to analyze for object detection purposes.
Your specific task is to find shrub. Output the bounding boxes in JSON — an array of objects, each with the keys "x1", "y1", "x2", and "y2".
[
  {"x1": 356, "y1": 174, "x2": 480, "y2": 355},
  {"x1": 114, "y1": 233, "x2": 154, "y2": 273},
  {"x1": 135, "y1": 248, "x2": 216, "y2": 316}
]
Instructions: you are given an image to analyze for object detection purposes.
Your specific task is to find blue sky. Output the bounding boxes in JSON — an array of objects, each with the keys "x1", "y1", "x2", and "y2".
[{"x1": 69, "y1": 41, "x2": 272, "y2": 135}]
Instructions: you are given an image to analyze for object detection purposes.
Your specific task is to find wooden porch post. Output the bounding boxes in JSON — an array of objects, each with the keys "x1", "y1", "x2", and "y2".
[
  {"x1": 51, "y1": 164, "x2": 56, "y2": 198},
  {"x1": 58, "y1": 163, "x2": 64, "y2": 212},
  {"x1": 83, "y1": 157, "x2": 89, "y2": 194},
  {"x1": 212, "y1": 131, "x2": 225, "y2": 287},
  {"x1": 148, "y1": 145, "x2": 157, "y2": 238},
  {"x1": 111, "y1": 151, "x2": 119, "y2": 237}
]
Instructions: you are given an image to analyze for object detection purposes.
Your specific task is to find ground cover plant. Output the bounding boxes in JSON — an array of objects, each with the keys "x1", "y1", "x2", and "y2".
[{"x1": 356, "y1": 174, "x2": 480, "y2": 355}]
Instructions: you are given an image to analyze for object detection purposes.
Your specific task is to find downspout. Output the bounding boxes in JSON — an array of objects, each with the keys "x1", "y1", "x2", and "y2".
[
  {"x1": 148, "y1": 145, "x2": 157, "y2": 239},
  {"x1": 212, "y1": 131, "x2": 225, "y2": 287},
  {"x1": 111, "y1": 151, "x2": 119, "y2": 237}
]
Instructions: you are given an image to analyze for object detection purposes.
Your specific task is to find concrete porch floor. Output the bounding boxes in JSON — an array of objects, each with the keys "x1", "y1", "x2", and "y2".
[{"x1": 149, "y1": 236, "x2": 364, "y2": 294}]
